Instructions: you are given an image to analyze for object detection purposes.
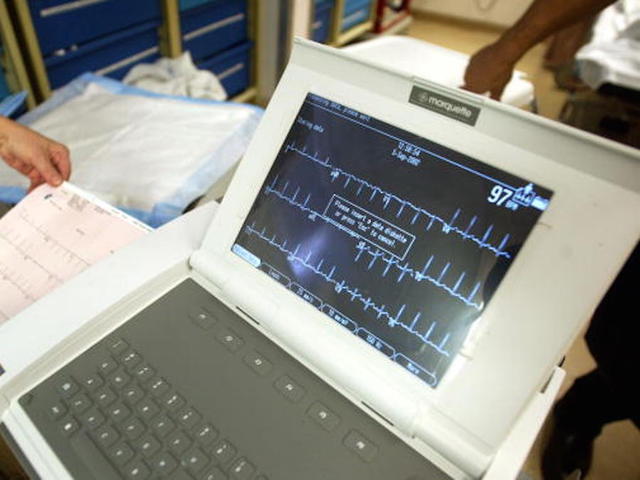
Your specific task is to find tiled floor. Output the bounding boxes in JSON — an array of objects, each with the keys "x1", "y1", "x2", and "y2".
[{"x1": 406, "y1": 12, "x2": 640, "y2": 480}]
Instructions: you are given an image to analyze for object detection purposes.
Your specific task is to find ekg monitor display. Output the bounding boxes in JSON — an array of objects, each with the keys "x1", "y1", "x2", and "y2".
[{"x1": 233, "y1": 93, "x2": 552, "y2": 387}]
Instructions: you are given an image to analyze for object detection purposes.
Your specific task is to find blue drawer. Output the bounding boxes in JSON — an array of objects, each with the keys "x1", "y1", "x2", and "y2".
[
  {"x1": 44, "y1": 21, "x2": 160, "y2": 88},
  {"x1": 179, "y1": 0, "x2": 219, "y2": 11},
  {"x1": 0, "y1": 70, "x2": 10, "y2": 100},
  {"x1": 197, "y1": 41, "x2": 251, "y2": 98},
  {"x1": 29, "y1": 0, "x2": 161, "y2": 56},
  {"x1": 181, "y1": 0, "x2": 247, "y2": 61},
  {"x1": 342, "y1": 0, "x2": 373, "y2": 31},
  {"x1": 312, "y1": 1, "x2": 333, "y2": 43},
  {"x1": 0, "y1": 45, "x2": 10, "y2": 99}
]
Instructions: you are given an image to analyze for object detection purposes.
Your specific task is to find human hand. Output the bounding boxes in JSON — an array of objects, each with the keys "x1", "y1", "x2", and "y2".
[
  {"x1": 462, "y1": 42, "x2": 519, "y2": 100},
  {"x1": 0, "y1": 117, "x2": 70, "y2": 191}
]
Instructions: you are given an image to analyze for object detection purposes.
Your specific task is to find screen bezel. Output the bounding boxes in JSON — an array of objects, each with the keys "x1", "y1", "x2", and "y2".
[{"x1": 194, "y1": 40, "x2": 640, "y2": 466}]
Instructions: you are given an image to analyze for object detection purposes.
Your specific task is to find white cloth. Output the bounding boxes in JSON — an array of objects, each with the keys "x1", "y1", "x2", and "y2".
[
  {"x1": 0, "y1": 80, "x2": 261, "y2": 225},
  {"x1": 123, "y1": 51, "x2": 228, "y2": 100},
  {"x1": 576, "y1": 0, "x2": 640, "y2": 90}
]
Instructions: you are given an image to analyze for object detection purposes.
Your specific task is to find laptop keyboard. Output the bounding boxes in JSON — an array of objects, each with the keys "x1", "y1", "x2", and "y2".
[
  {"x1": 45, "y1": 336, "x2": 258, "y2": 480},
  {"x1": 19, "y1": 279, "x2": 452, "y2": 480}
]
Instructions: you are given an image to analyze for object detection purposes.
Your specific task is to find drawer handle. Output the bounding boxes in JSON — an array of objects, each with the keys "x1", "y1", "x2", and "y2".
[
  {"x1": 183, "y1": 13, "x2": 245, "y2": 42},
  {"x1": 40, "y1": 0, "x2": 110, "y2": 17},
  {"x1": 94, "y1": 46, "x2": 159, "y2": 76},
  {"x1": 217, "y1": 62, "x2": 244, "y2": 81},
  {"x1": 343, "y1": 9, "x2": 368, "y2": 25}
]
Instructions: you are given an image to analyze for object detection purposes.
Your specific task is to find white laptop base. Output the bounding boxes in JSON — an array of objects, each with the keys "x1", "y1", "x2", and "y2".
[{"x1": 1, "y1": 39, "x2": 639, "y2": 479}]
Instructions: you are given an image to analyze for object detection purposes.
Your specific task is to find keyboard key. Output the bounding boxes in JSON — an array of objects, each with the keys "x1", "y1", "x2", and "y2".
[
  {"x1": 274, "y1": 376, "x2": 305, "y2": 403},
  {"x1": 307, "y1": 402, "x2": 341, "y2": 431},
  {"x1": 133, "y1": 364, "x2": 155, "y2": 383},
  {"x1": 230, "y1": 457, "x2": 255, "y2": 480},
  {"x1": 98, "y1": 357, "x2": 118, "y2": 375},
  {"x1": 95, "y1": 387, "x2": 117, "y2": 408},
  {"x1": 124, "y1": 459, "x2": 150, "y2": 479},
  {"x1": 201, "y1": 466, "x2": 228, "y2": 480},
  {"x1": 109, "y1": 441, "x2": 135, "y2": 466},
  {"x1": 122, "y1": 417, "x2": 146, "y2": 440},
  {"x1": 107, "y1": 338, "x2": 129, "y2": 355},
  {"x1": 216, "y1": 329, "x2": 244, "y2": 352},
  {"x1": 168, "y1": 431, "x2": 192, "y2": 455},
  {"x1": 191, "y1": 308, "x2": 216, "y2": 330},
  {"x1": 121, "y1": 350, "x2": 142, "y2": 371},
  {"x1": 95, "y1": 425, "x2": 120, "y2": 448},
  {"x1": 136, "y1": 433, "x2": 161, "y2": 458},
  {"x1": 136, "y1": 398, "x2": 160, "y2": 421},
  {"x1": 149, "y1": 377, "x2": 170, "y2": 397},
  {"x1": 72, "y1": 433, "x2": 125, "y2": 479},
  {"x1": 163, "y1": 392, "x2": 185, "y2": 412},
  {"x1": 152, "y1": 414, "x2": 175, "y2": 438},
  {"x1": 82, "y1": 373, "x2": 104, "y2": 391},
  {"x1": 57, "y1": 378, "x2": 79, "y2": 397},
  {"x1": 343, "y1": 430, "x2": 378, "y2": 463},
  {"x1": 243, "y1": 352, "x2": 273, "y2": 376},
  {"x1": 181, "y1": 446, "x2": 210, "y2": 473},
  {"x1": 211, "y1": 439, "x2": 236, "y2": 465},
  {"x1": 109, "y1": 370, "x2": 131, "y2": 390},
  {"x1": 82, "y1": 408, "x2": 106, "y2": 430},
  {"x1": 123, "y1": 385, "x2": 145, "y2": 405},
  {"x1": 60, "y1": 417, "x2": 79, "y2": 437},
  {"x1": 108, "y1": 402, "x2": 132, "y2": 423},
  {"x1": 69, "y1": 393, "x2": 92, "y2": 414},
  {"x1": 177, "y1": 407, "x2": 201, "y2": 429},
  {"x1": 47, "y1": 401, "x2": 67, "y2": 420},
  {"x1": 193, "y1": 423, "x2": 218, "y2": 447},
  {"x1": 151, "y1": 451, "x2": 178, "y2": 475}
]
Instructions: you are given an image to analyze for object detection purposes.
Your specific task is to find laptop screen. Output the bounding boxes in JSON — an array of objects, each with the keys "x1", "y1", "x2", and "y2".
[{"x1": 232, "y1": 93, "x2": 553, "y2": 388}]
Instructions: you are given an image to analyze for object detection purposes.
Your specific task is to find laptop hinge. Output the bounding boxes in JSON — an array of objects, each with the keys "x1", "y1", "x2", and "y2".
[
  {"x1": 190, "y1": 249, "x2": 278, "y2": 322},
  {"x1": 189, "y1": 249, "x2": 231, "y2": 291}
]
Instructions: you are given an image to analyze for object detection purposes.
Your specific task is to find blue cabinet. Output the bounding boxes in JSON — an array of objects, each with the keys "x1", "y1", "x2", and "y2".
[
  {"x1": 24, "y1": 0, "x2": 163, "y2": 91},
  {"x1": 181, "y1": 0, "x2": 247, "y2": 61},
  {"x1": 179, "y1": 0, "x2": 219, "y2": 11},
  {"x1": 180, "y1": 0, "x2": 252, "y2": 98},
  {"x1": 312, "y1": 0, "x2": 334, "y2": 43},
  {"x1": 342, "y1": 0, "x2": 374, "y2": 31},
  {"x1": 45, "y1": 21, "x2": 161, "y2": 88},
  {"x1": 0, "y1": 63, "x2": 10, "y2": 101},
  {"x1": 28, "y1": 0, "x2": 161, "y2": 56},
  {"x1": 197, "y1": 41, "x2": 251, "y2": 98}
]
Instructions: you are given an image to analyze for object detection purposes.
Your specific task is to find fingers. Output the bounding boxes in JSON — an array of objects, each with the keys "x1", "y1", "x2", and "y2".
[
  {"x1": 30, "y1": 150, "x2": 63, "y2": 187},
  {"x1": 3, "y1": 156, "x2": 32, "y2": 176},
  {"x1": 27, "y1": 170, "x2": 45, "y2": 193},
  {"x1": 49, "y1": 142, "x2": 71, "y2": 181}
]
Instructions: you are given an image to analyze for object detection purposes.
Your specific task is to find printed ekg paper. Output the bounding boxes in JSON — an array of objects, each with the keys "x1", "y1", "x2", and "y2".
[{"x1": 0, "y1": 183, "x2": 150, "y2": 324}]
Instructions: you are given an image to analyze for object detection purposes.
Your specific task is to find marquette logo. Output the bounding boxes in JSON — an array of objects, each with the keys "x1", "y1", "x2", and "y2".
[{"x1": 409, "y1": 86, "x2": 481, "y2": 126}]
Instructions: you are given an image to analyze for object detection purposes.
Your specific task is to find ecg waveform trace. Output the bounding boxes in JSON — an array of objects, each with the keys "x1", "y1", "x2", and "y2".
[
  {"x1": 265, "y1": 179, "x2": 483, "y2": 310},
  {"x1": 285, "y1": 142, "x2": 513, "y2": 259},
  {"x1": 234, "y1": 93, "x2": 553, "y2": 388},
  {"x1": 245, "y1": 222, "x2": 452, "y2": 357}
]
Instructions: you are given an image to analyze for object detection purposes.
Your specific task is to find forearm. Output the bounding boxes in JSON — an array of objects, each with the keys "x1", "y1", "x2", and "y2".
[{"x1": 496, "y1": 0, "x2": 616, "y2": 62}]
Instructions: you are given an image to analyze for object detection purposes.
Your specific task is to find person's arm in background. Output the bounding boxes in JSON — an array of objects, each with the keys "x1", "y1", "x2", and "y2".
[
  {"x1": 0, "y1": 116, "x2": 70, "y2": 192},
  {"x1": 462, "y1": 0, "x2": 616, "y2": 99}
]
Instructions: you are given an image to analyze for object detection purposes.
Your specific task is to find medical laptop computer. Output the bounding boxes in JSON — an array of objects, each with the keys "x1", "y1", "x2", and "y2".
[{"x1": 2, "y1": 39, "x2": 640, "y2": 480}]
